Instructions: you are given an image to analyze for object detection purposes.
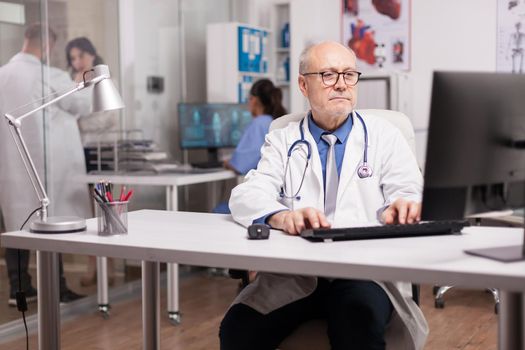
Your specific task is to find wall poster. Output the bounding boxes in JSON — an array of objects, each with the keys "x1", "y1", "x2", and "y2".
[
  {"x1": 341, "y1": 0, "x2": 411, "y2": 71},
  {"x1": 497, "y1": 0, "x2": 525, "y2": 73}
]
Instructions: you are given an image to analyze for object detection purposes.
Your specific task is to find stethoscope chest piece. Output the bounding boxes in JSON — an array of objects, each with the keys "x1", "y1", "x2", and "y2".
[{"x1": 357, "y1": 163, "x2": 373, "y2": 178}]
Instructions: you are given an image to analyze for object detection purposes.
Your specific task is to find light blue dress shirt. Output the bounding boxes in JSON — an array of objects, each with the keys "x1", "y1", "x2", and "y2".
[{"x1": 307, "y1": 112, "x2": 353, "y2": 189}]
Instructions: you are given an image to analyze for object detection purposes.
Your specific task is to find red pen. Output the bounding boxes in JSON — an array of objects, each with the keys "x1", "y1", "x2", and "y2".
[
  {"x1": 107, "y1": 192, "x2": 114, "y2": 202},
  {"x1": 123, "y1": 189, "x2": 134, "y2": 202},
  {"x1": 119, "y1": 185, "x2": 126, "y2": 202}
]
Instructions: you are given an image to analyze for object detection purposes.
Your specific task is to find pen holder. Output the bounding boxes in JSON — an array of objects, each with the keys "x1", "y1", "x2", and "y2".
[{"x1": 96, "y1": 201, "x2": 128, "y2": 236}]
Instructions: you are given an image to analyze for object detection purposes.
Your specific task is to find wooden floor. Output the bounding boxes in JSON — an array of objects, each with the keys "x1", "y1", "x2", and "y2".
[
  {"x1": 0, "y1": 274, "x2": 498, "y2": 350},
  {"x1": 0, "y1": 261, "x2": 129, "y2": 326}
]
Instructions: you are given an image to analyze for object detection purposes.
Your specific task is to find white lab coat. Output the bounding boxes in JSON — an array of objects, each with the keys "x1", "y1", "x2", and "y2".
[
  {"x1": 0, "y1": 52, "x2": 91, "y2": 231},
  {"x1": 229, "y1": 111, "x2": 429, "y2": 350},
  {"x1": 77, "y1": 109, "x2": 120, "y2": 146}
]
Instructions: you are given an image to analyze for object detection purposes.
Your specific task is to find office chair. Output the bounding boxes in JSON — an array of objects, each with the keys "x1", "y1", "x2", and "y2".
[
  {"x1": 433, "y1": 215, "x2": 502, "y2": 314},
  {"x1": 229, "y1": 109, "x2": 422, "y2": 350},
  {"x1": 434, "y1": 283, "x2": 499, "y2": 314}
]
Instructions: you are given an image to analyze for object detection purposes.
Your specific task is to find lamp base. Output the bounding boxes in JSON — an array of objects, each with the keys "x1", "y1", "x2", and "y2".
[
  {"x1": 30, "y1": 216, "x2": 86, "y2": 234},
  {"x1": 464, "y1": 245, "x2": 525, "y2": 262}
]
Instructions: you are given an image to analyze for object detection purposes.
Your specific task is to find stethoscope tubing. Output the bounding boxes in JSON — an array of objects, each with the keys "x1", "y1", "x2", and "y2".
[{"x1": 280, "y1": 111, "x2": 371, "y2": 201}]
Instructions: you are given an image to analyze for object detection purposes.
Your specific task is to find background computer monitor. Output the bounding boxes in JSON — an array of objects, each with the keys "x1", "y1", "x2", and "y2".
[
  {"x1": 421, "y1": 71, "x2": 525, "y2": 261},
  {"x1": 178, "y1": 103, "x2": 253, "y2": 164}
]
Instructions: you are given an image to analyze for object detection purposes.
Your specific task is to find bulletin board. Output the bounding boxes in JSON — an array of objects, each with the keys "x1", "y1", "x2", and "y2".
[
  {"x1": 497, "y1": 0, "x2": 525, "y2": 74},
  {"x1": 341, "y1": 0, "x2": 411, "y2": 72}
]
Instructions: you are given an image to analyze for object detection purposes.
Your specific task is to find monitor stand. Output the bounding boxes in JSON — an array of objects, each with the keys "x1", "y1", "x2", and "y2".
[
  {"x1": 192, "y1": 148, "x2": 223, "y2": 169},
  {"x1": 465, "y1": 214, "x2": 525, "y2": 262}
]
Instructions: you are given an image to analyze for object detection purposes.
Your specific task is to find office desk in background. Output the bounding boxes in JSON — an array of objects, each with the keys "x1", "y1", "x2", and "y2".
[
  {"x1": 475, "y1": 210, "x2": 525, "y2": 227},
  {"x1": 2, "y1": 210, "x2": 525, "y2": 350},
  {"x1": 80, "y1": 170, "x2": 237, "y2": 322}
]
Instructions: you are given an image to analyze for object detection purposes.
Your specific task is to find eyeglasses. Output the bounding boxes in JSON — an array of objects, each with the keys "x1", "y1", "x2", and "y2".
[{"x1": 302, "y1": 70, "x2": 362, "y2": 87}]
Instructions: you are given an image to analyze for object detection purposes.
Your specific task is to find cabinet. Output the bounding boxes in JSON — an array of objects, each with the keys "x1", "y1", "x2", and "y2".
[
  {"x1": 270, "y1": 1, "x2": 291, "y2": 111},
  {"x1": 206, "y1": 22, "x2": 271, "y2": 103}
]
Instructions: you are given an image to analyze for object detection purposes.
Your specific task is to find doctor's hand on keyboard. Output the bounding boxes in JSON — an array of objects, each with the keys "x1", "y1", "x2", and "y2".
[
  {"x1": 381, "y1": 198, "x2": 421, "y2": 225},
  {"x1": 267, "y1": 198, "x2": 421, "y2": 236},
  {"x1": 268, "y1": 208, "x2": 331, "y2": 235}
]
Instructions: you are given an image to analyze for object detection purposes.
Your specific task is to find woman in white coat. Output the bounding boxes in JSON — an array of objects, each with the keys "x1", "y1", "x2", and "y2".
[
  {"x1": 221, "y1": 42, "x2": 428, "y2": 350},
  {"x1": 66, "y1": 37, "x2": 119, "y2": 149}
]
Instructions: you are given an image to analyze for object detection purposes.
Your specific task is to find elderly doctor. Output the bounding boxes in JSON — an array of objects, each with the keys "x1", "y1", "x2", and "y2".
[{"x1": 220, "y1": 41, "x2": 428, "y2": 350}]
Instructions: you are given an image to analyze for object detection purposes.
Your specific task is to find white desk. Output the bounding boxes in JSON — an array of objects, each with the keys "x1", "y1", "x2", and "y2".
[
  {"x1": 2, "y1": 210, "x2": 525, "y2": 350},
  {"x1": 80, "y1": 170, "x2": 237, "y2": 322}
]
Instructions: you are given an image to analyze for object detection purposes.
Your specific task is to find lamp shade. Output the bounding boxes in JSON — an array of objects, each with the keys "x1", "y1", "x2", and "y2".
[{"x1": 91, "y1": 65, "x2": 125, "y2": 113}]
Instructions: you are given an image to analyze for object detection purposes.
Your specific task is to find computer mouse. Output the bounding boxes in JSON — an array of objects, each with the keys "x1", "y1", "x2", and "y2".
[{"x1": 247, "y1": 224, "x2": 270, "y2": 240}]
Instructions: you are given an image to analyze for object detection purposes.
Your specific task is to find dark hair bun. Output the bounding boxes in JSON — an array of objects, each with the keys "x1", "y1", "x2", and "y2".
[{"x1": 249, "y1": 79, "x2": 287, "y2": 119}]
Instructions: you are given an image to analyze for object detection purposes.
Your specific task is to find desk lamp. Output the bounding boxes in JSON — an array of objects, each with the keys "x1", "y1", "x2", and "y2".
[{"x1": 4, "y1": 64, "x2": 124, "y2": 233}]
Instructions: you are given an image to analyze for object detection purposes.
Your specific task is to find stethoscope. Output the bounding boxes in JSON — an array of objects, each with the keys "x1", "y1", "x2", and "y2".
[{"x1": 279, "y1": 111, "x2": 372, "y2": 202}]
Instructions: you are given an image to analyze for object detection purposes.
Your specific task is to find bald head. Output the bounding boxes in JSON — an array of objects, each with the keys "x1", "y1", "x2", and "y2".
[
  {"x1": 299, "y1": 41, "x2": 356, "y2": 74},
  {"x1": 297, "y1": 41, "x2": 359, "y2": 131}
]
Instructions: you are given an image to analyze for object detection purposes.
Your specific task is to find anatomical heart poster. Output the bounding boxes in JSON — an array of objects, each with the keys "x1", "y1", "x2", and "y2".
[
  {"x1": 342, "y1": 0, "x2": 411, "y2": 71},
  {"x1": 497, "y1": 0, "x2": 525, "y2": 74}
]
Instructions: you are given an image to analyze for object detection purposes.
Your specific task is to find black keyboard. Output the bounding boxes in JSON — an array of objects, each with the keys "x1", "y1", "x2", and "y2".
[
  {"x1": 191, "y1": 161, "x2": 224, "y2": 169},
  {"x1": 300, "y1": 220, "x2": 470, "y2": 242}
]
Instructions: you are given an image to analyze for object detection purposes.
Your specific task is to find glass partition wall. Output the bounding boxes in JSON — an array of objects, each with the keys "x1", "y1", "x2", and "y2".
[
  {"x1": 0, "y1": 0, "x2": 120, "y2": 327},
  {"x1": 0, "y1": 1, "x2": 44, "y2": 326},
  {"x1": 0, "y1": 0, "x2": 242, "y2": 335}
]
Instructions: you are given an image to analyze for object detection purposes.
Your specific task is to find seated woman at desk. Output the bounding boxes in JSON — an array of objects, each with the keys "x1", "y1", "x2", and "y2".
[
  {"x1": 214, "y1": 79, "x2": 287, "y2": 213},
  {"x1": 224, "y1": 79, "x2": 287, "y2": 175}
]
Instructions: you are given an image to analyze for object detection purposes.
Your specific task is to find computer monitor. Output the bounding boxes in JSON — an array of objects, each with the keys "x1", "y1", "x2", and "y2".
[
  {"x1": 421, "y1": 71, "x2": 525, "y2": 261},
  {"x1": 178, "y1": 103, "x2": 253, "y2": 164}
]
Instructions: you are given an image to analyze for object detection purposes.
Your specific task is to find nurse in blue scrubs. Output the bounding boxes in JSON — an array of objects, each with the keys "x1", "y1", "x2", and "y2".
[{"x1": 214, "y1": 79, "x2": 287, "y2": 213}]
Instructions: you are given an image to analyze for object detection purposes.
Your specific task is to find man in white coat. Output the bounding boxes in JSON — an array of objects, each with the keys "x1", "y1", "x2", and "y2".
[
  {"x1": 220, "y1": 41, "x2": 428, "y2": 350},
  {"x1": 0, "y1": 23, "x2": 90, "y2": 305}
]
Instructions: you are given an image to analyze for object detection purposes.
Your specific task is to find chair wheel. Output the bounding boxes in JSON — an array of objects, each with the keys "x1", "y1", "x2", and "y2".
[
  {"x1": 98, "y1": 304, "x2": 110, "y2": 319},
  {"x1": 435, "y1": 298, "x2": 445, "y2": 309},
  {"x1": 495, "y1": 302, "x2": 499, "y2": 314},
  {"x1": 168, "y1": 311, "x2": 182, "y2": 325},
  {"x1": 432, "y1": 286, "x2": 440, "y2": 296}
]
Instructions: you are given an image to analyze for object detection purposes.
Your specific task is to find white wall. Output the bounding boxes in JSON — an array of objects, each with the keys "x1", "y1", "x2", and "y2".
[
  {"x1": 181, "y1": 0, "x2": 232, "y2": 103},
  {"x1": 119, "y1": 0, "x2": 181, "y2": 158},
  {"x1": 244, "y1": 0, "x2": 499, "y2": 166},
  {"x1": 288, "y1": 0, "x2": 340, "y2": 113},
  {"x1": 0, "y1": 23, "x2": 24, "y2": 65},
  {"x1": 410, "y1": 0, "x2": 497, "y2": 166}
]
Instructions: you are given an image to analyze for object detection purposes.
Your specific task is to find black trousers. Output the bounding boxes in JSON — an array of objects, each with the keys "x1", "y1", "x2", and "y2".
[
  {"x1": 219, "y1": 278, "x2": 393, "y2": 350},
  {"x1": 5, "y1": 248, "x2": 68, "y2": 294}
]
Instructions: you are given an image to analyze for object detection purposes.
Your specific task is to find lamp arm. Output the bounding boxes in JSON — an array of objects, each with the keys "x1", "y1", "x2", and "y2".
[
  {"x1": 3, "y1": 80, "x2": 91, "y2": 221},
  {"x1": 6, "y1": 69, "x2": 109, "y2": 126},
  {"x1": 7, "y1": 125, "x2": 49, "y2": 220},
  {"x1": 11, "y1": 81, "x2": 86, "y2": 125}
]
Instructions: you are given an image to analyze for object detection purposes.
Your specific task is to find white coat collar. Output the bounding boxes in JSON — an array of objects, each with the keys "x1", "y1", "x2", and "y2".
[
  {"x1": 298, "y1": 114, "x2": 324, "y2": 201},
  {"x1": 10, "y1": 52, "x2": 42, "y2": 65},
  {"x1": 338, "y1": 110, "x2": 368, "y2": 201}
]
